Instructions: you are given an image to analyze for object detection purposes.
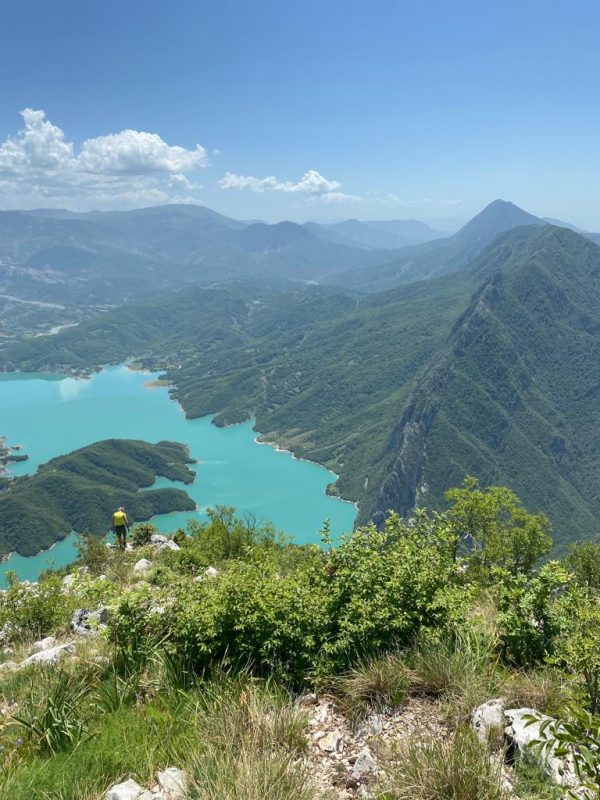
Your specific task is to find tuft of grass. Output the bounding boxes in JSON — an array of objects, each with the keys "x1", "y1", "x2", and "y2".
[
  {"x1": 379, "y1": 726, "x2": 505, "y2": 800},
  {"x1": 186, "y1": 678, "x2": 314, "y2": 800},
  {"x1": 503, "y1": 669, "x2": 569, "y2": 717},
  {"x1": 335, "y1": 652, "x2": 410, "y2": 723},
  {"x1": 410, "y1": 631, "x2": 497, "y2": 698}
]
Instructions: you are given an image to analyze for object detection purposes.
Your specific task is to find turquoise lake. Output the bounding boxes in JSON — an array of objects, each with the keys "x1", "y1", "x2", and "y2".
[{"x1": 0, "y1": 365, "x2": 357, "y2": 586}]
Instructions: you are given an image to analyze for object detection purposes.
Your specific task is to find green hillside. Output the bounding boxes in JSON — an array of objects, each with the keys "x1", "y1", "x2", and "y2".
[{"x1": 0, "y1": 440, "x2": 196, "y2": 557}]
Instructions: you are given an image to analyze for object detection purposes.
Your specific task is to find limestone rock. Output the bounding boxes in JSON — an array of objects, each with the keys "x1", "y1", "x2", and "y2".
[
  {"x1": 348, "y1": 746, "x2": 376, "y2": 784},
  {"x1": 104, "y1": 779, "x2": 152, "y2": 800},
  {"x1": 156, "y1": 539, "x2": 180, "y2": 553},
  {"x1": 133, "y1": 558, "x2": 152, "y2": 575},
  {"x1": 62, "y1": 573, "x2": 76, "y2": 590},
  {"x1": 0, "y1": 660, "x2": 17, "y2": 672},
  {"x1": 157, "y1": 767, "x2": 186, "y2": 798},
  {"x1": 319, "y1": 728, "x2": 344, "y2": 753},
  {"x1": 504, "y1": 707, "x2": 576, "y2": 787},
  {"x1": 31, "y1": 635, "x2": 57, "y2": 653},
  {"x1": 71, "y1": 607, "x2": 109, "y2": 636},
  {"x1": 150, "y1": 534, "x2": 168, "y2": 545},
  {"x1": 471, "y1": 699, "x2": 505, "y2": 743},
  {"x1": 19, "y1": 643, "x2": 75, "y2": 669}
]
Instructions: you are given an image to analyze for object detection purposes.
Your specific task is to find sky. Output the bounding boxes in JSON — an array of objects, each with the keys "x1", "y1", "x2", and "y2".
[{"x1": 1, "y1": 0, "x2": 600, "y2": 227}]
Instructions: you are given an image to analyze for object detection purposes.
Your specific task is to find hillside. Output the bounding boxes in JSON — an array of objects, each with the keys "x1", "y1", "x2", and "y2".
[{"x1": 0, "y1": 439, "x2": 196, "y2": 557}]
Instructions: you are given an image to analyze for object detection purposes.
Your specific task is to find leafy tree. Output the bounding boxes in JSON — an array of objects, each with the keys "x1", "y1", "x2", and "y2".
[
  {"x1": 565, "y1": 541, "x2": 600, "y2": 590},
  {"x1": 445, "y1": 476, "x2": 552, "y2": 576}
]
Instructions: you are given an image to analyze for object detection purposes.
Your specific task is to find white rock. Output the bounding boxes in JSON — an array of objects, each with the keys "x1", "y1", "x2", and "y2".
[
  {"x1": 19, "y1": 643, "x2": 75, "y2": 669},
  {"x1": 133, "y1": 558, "x2": 152, "y2": 575},
  {"x1": 156, "y1": 540, "x2": 180, "y2": 553},
  {"x1": 104, "y1": 779, "x2": 151, "y2": 800},
  {"x1": 318, "y1": 729, "x2": 344, "y2": 753},
  {"x1": 62, "y1": 574, "x2": 76, "y2": 590},
  {"x1": 204, "y1": 566, "x2": 219, "y2": 579},
  {"x1": 150, "y1": 534, "x2": 168, "y2": 544},
  {"x1": 156, "y1": 767, "x2": 186, "y2": 798},
  {"x1": 0, "y1": 660, "x2": 17, "y2": 672},
  {"x1": 71, "y1": 607, "x2": 109, "y2": 636},
  {"x1": 350, "y1": 747, "x2": 376, "y2": 783},
  {"x1": 31, "y1": 636, "x2": 57, "y2": 653},
  {"x1": 505, "y1": 707, "x2": 576, "y2": 787},
  {"x1": 471, "y1": 698, "x2": 505, "y2": 743}
]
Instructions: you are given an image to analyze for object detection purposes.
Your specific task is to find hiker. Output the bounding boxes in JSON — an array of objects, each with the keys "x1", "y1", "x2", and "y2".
[{"x1": 111, "y1": 506, "x2": 131, "y2": 550}]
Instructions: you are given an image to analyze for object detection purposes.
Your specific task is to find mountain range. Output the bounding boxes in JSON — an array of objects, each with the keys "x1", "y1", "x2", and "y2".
[{"x1": 4, "y1": 199, "x2": 600, "y2": 551}]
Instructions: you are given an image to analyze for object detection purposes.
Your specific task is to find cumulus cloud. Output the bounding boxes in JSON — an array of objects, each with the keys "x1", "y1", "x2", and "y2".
[
  {"x1": 0, "y1": 109, "x2": 209, "y2": 210},
  {"x1": 219, "y1": 168, "x2": 356, "y2": 202}
]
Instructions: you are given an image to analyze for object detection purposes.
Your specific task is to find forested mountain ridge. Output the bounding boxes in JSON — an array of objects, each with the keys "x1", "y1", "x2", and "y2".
[{"x1": 370, "y1": 225, "x2": 600, "y2": 550}]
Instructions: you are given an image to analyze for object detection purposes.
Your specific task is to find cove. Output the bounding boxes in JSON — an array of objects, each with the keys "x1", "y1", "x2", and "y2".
[{"x1": 0, "y1": 365, "x2": 357, "y2": 586}]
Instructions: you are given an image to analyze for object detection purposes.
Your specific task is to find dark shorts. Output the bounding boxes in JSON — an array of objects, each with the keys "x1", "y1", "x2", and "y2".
[{"x1": 114, "y1": 525, "x2": 127, "y2": 537}]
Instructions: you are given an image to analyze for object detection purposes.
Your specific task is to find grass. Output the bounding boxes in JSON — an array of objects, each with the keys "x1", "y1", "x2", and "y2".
[
  {"x1": 186, "y1": 679, "x2": 314, "y2": 800},
  {"x1": 335, "y1": 652, "x2": 410, "y2": 723},
  {"x1": 378, "y1": 726, "x2": 505, "y2": 800}
]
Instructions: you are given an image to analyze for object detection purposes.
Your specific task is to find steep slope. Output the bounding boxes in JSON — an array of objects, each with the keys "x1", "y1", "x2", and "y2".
[
  {"x1": 333, "y1": 199, "x2": 544, "y2": 291},
  {"x1": 369, "y1": 225, "x2": 600, "y2": 550}
]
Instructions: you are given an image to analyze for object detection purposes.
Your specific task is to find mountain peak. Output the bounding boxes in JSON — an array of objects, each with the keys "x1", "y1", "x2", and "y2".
[{"x1": 453, "y1": 199, "x2": 542, "y2": 247}]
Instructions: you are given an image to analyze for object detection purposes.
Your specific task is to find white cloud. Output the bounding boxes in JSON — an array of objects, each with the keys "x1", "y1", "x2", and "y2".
[
  {"x1": 219, "y1": 168, "x2": 347, "y2": 198},
  {"x1": 0, "y1": 109, "x2": 209, "y2": 210}
]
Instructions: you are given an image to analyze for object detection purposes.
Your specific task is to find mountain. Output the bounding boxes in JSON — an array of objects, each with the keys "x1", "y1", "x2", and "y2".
[
  {"x1": 316, "y1": 218, "x2": 445, "y2": 249},
  {"x1": 0, "y1": 205, "x2": 371, "y2": 312},
  {"x1": 331, "y1": 199, "x2": 546, "y2": 291},
  {"x1": 369, "y1": 224, "x2": 600, "y2": 550}
]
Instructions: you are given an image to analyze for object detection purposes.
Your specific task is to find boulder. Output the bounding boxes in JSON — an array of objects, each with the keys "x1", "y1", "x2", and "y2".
[
  {"x1": 71, "y1": 607, "x2": 109, "y2": 636},
  {"x1": 504, "y1": 707, "x2": 576, "y2": 787},
  {"x1": 133, "y1": 558, "x2": 152, "y2": 575},
  {"x1": 31, "y1": 636, "x2": 57, "y2": 653},
  {"x1": 204, "y1": 566, "x2": 219, "y2": 579},
  {"x1": 150, "y1": 534, "x2": 168, "y2": 545},
  {"x1": 104, "y1": 779, "x2": 154, "y2": 800},
  {"x1": 19, "y1": 643, "x2": 75, "y2": 669},
  {"x1": 157, "y1": 767, "x2": 187, "y2": 798},
  {"x1": 471, "y1": 699, "x2": 505, "y2": 744}
]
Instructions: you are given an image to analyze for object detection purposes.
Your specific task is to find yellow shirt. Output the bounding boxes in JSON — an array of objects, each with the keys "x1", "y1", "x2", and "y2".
[{"x1": 112, "y1": 511, "x2": 127, "y2": 527}]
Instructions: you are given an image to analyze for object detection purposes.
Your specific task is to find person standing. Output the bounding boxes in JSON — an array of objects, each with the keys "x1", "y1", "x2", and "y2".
[{"x1": 111, "y1": 506, "x2": 131, "y2": 550}]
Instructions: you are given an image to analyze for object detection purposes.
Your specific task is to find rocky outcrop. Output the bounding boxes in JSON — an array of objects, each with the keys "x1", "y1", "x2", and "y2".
[{"x1": 71, "y1": 607, "x2": 109, "y2": 636}]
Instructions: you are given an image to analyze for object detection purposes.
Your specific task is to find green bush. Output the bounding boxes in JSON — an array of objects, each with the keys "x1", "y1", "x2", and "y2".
[
  {"x1": 0, "y1": 576, "x2": 77, "y2": 640},
  {"x1": 131, "y1": 522, "x2": 158, "y2": 548}
]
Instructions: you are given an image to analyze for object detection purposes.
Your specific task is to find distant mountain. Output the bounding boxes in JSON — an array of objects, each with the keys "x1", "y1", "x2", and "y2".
[
  {"x1": 317, "y1": 218, "x2": 445, "y2": 250},
  {"x1": 0, "y1": 204, "x2": 371, "y2": 310},
  {"x1": 332, "y1": 199, "x2": 545, "y2": 291}
]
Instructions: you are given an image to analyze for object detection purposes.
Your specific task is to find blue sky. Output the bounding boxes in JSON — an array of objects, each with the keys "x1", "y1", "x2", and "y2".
[{"x1": 1, "y1": 0, "x2": 599, "y2": 227}]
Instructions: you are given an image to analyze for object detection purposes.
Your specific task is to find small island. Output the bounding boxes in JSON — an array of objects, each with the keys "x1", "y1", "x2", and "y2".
[{"x1": 0, "y1": 439, "x2": 197, "y2": 557}]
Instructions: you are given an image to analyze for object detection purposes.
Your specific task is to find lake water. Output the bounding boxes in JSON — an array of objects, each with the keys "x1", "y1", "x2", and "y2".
[{"x1": 0, "y1": 365, "x2": 357, "y2": 586}]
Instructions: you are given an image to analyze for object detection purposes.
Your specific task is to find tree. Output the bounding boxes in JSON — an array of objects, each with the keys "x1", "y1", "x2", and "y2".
[{"x1": 445, "y1": 476, "x2": 552, "y2": 576}]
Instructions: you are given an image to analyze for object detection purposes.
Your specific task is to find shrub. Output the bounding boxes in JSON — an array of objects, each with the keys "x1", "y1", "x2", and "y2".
[
  {"x1": 0, "y1": 576, "x2": 77, "y2": 640},
  {"x1": 380, "y1": 726, "x2": 504, "y2": 800},
  {"x1": 131, "y1": 522, "x2": 158, "y2": 548},
  {"x1": 564, "y1": 542, "x2": 600, "y2": 591},
  {"x1": 75, "y1": 533, "x2": 111, "y2": 575}
]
